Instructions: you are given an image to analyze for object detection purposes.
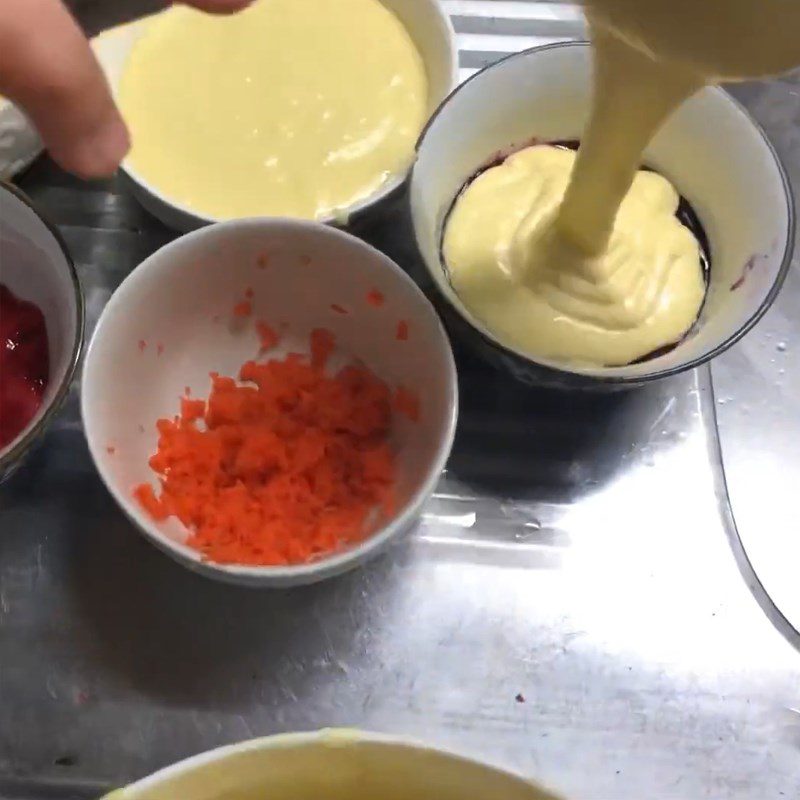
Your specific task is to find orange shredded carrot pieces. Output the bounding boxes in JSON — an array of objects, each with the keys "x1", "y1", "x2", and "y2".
[
  {"x1": 310, "y1": 327, "x2": 335, "y2": 371},
  {"x1": 180, "y1": 397, "x2": 206, "y2": 424},
  {"x1": 133, "y1": 483, "x2": 169, "y2": 521},
  {"x1": 366, "y1": 289, "x2": 385, "y2": 307},
  {"x1": 394, "y1": 386, "x2": 421, "y2": 422},
  {"x1": 256, "y1": 320, "x2": 280, "y2": 352},
  {"x1": 133, "y1": 328, "x2": 398, "y2": 567},
  {"x1": 233, "y1": 300, "x2": 252, "y2": 318}
]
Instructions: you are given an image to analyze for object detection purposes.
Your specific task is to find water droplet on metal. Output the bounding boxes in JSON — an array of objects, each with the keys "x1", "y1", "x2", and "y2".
[{"x1": 515, "y1": 519, "x2": 543, "y2": 542}]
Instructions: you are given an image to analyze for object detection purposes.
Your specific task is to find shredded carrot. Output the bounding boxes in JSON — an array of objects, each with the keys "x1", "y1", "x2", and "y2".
[
  {"x1": 330, "y1": 303, "x2": 349, "y2": 315},
  {"x1": 181, "y1": 397, "x2": 206, "y2": 423},
  {"x1": 256, "y1": 320, "x2": 280, "y2": 352},
  {"x1": 233, "y1": 300, "x2": 252, "y2": 318},
  {"x1": 394, "y1": 386, "x2": 420, "y2": 422},
  {"x1": 396, "y1": 320, "x2": 409, "y2": 341},
  {"x1": 133, "y1": 483, "x2": 170, "y2": 521},
  {"x1": 134, "y1": 328, "x2": 398, "y2": 566},
  {"x1": 366, "y1": 289, "x2": 385, "y2": 308},
  {"x1": 310, "y1": 327, "x2": 336, "y2": 371}
]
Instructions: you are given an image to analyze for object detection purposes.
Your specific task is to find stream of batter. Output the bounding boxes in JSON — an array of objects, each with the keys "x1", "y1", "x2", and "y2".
[{"x1": 444, "y1": 0, "x2": 800, "y2": 367}]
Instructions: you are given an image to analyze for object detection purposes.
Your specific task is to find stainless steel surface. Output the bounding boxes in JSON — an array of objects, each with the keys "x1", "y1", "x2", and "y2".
[
  {"x1": 714, "y1": 74, "x2": 800, "y2": 639},
  {"x1": 1, "y1": 3, "x2": 799, "y2": 799}
]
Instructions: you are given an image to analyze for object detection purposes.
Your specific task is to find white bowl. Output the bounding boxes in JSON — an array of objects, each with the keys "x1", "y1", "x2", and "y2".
[
  {"x1": 92, "y1": 0, "x2": 458, "y2": 231},
  {"x1": 0, "y1": 99, "x2": 41, "y2": 180},
  {"x1": 101, "y1": 730, "x2": 560, "y2": 799},
  {"x1": 0, "y1": 183, "x2": 84, "y2": 482},
  {"x1": 410, "y1": 43, "x2": 795, "y2": 389},
  {"x1": 81, "y1": 218, "x2": 457, "y2": 587}
]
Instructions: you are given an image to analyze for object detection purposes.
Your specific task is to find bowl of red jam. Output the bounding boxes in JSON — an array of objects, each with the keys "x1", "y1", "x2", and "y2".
[{"x1": 0, "y1": 183, "x2": 84, "y2": 482}]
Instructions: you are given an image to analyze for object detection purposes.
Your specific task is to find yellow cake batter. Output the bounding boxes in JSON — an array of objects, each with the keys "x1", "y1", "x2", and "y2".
[
  {"x1": 118, "y1": 0, "x2": 427, "y2": 220},
  {"x1": 443, "y1": 0, "x2": 800, "y2": 368},
  {"x1": 443, "y1": 145, "x2": 705, "y2": 367}
]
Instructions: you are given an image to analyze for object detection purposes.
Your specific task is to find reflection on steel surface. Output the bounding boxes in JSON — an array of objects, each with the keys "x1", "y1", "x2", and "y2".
[{"x1": 716, "y1": 75, "x2": 800, "y2": 641}]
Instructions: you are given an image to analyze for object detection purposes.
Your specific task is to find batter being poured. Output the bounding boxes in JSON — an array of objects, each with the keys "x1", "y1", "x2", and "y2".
[{"x1": 443, "y1": 0, "x2": 800, "y2": 367}]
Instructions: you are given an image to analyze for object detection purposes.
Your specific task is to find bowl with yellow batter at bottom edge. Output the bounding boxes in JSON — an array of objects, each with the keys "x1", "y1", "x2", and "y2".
[
  {"x1": 99, "y1": 729, "x2": 563, "y2": 800},
  {"x1": 91, "y1": 0, "x2": 457, "y2": 232},
  {"x1": 410, "y1": 42, "x2": 795, "y2": 391}
]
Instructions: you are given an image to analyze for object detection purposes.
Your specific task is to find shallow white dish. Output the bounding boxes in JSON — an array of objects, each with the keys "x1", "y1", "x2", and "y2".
[
  {"x1": 410, "y1": 42, "x2": 795, "y2": 388},
  {"x1": 81, "y1": 218, "x2": 457, "y2": 587},
  {"x1": 0, "y1": 183, "x2": 84, "y2": 482},
  {"x1": 101, "y1": 729, "x2": 560, "y2": 799},
  {"x1": 92, "y1": 0, "x2": 458, "y2": 231}
]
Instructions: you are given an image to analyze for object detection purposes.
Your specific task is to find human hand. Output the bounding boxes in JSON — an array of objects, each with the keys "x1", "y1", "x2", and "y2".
[{"x1": 0, "y1": 0, "x2": 252, "y2": 179}]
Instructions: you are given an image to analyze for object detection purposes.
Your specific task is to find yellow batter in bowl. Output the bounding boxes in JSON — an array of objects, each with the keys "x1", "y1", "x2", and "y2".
[
  {"x1": 102, "y1": 730, "x2": 559, "y2": 799},
  {"x1": 443, "y1": 144, "x2": 706, "y2": 367},
  {"x1": 439, "y1": 0, "x2": 799, "y2": 373},
  {"x1": 118, "y1": 0, "x2": 427, "y2": 221}
]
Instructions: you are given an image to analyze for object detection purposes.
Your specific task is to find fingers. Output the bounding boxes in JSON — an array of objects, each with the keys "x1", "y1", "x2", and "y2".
[
  {"x1": 0, "y1": 0, "x2": 253, "y2": 179},
  {"x1": 179, "y1": 0, "x2": 255, "y2": 13},
  {"x1": 0, "y1": 0, "x2": 129, "y2": 178},
  {"x1": 77, "y1": 1, "x2": 254, "y2": 39}
]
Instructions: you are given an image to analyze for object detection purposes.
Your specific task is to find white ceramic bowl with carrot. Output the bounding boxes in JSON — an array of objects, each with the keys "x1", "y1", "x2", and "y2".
[{"x1": 81, "y1": 219, "x2": 457, "y2": 587}]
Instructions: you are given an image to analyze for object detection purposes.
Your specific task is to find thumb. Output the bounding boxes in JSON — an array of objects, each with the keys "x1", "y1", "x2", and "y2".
[{"x1": 0, "y1": 0, "x2": 129, "y2": 179}]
